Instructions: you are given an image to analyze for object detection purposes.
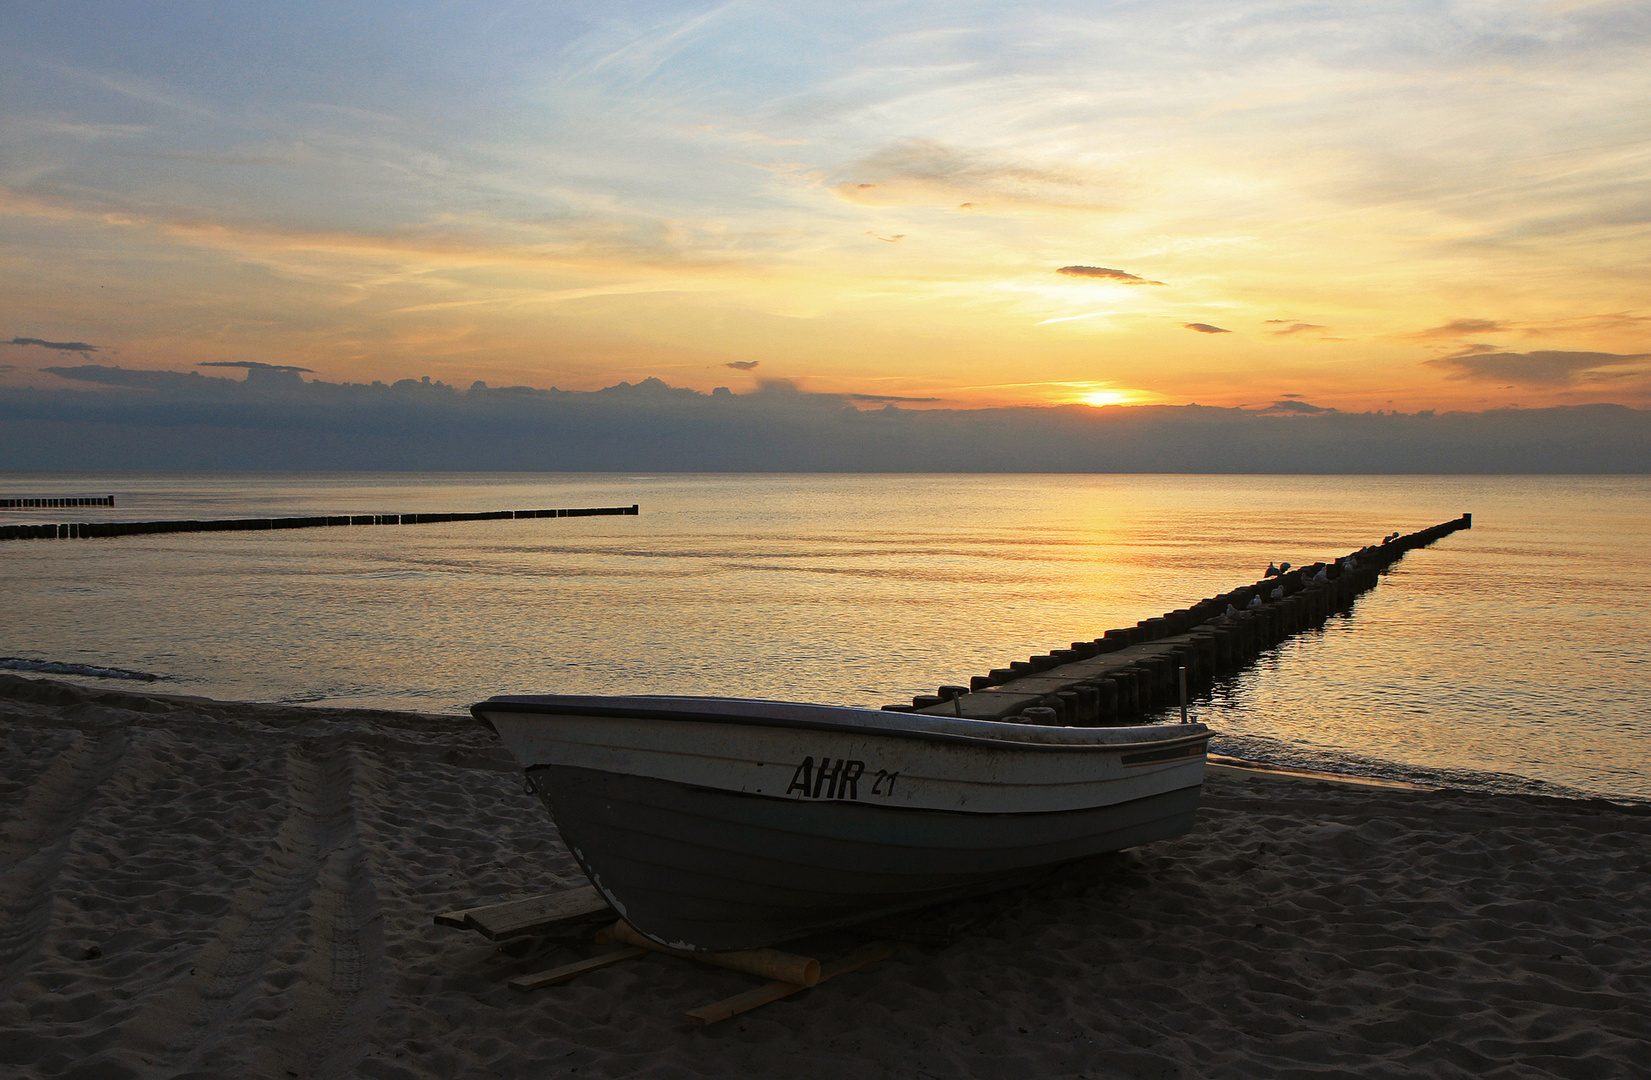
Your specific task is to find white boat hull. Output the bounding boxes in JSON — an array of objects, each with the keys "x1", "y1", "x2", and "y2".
[{"x1": 473, "y1": 695, "x2": 1208, "y2": 951}]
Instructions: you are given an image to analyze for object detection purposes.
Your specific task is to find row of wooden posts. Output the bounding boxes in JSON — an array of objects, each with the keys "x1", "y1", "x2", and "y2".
[
  {"x1": 893, "y1": 513, "x2": 1473, "y2": 727},
  {"x1": 0, "y1": 505, "x2": 640, "y2": 542},
  {"x1": 0, "y1": 496, "x2": 116, "y2": 509}
]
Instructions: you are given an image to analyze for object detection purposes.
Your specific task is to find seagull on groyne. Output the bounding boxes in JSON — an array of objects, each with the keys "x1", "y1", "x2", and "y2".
[{"x1": 1264, "y1": 562, "x2": 1279, "y2": 577}]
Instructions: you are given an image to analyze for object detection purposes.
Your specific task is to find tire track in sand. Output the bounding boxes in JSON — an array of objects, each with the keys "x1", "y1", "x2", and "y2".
[
  {"x1": 0, "y1": 728, "x2": 131, "y2": 996},
  {"x1": 119, "y1": 740, "x2": 386, "y2": 1078}
]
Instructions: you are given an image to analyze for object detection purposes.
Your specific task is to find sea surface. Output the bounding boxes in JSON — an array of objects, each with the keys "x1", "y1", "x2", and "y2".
[{"x1": 2, "y1": 472, "x2": 1647, "y2": 802}]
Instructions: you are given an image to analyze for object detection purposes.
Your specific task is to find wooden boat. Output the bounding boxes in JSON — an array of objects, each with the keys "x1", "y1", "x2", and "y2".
[{"x1": 471, "y1": 694, "x2": 1208, "y2": 952}]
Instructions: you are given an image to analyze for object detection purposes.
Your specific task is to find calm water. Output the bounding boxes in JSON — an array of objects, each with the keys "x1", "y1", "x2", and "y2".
[{"x1": 2, "y1": 472, "x2": 1647, "y2": 802}]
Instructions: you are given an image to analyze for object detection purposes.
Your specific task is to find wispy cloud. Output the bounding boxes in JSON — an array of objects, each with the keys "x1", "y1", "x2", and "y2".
[
  {"x1": 199, "y1": 361, "x2": 314, "y2": 373},
  {"x1": 846, "y1": 392, "x2": 942, "y2": 403},
  {"x1": 1184, "y1": 323, "x2": 1231, "y2": 334},
  {"x1": 41, "y1": 60, "x2": 217, "y2": 118},
  {"x1": 1264, "y1": 321, "x2": 1327, "y2": 336},
  {"x1": 1426, "y1": 349, "x2": 1651, "y2": 386},
  {"x1": 724, "y1": 360, "x2": 759, "y2": 370},
  {"x1": 1034, "y1": 311, "x2": 1116, "y2": 326},
  {"x1": 6, "y1": 336, "x2": 97, "y2": 353},
  {"x1": 829, "y1": 140, "x2": 1098, "y2": 211},
  {"x1": 1409, "y1": 318, "x2": 1512, "y2": 339},
  {"x1": 1057, "y1": 266, "x2": 1165, "y2": 285}
]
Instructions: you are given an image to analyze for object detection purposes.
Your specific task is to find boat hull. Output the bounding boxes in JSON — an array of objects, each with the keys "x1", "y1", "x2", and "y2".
[
  {"x1": 474, "y1": 695, "x2": 1208, "y2": 951},
  {"x1": 532, "y1": 763, "x2": 1201, "y2": 952}
]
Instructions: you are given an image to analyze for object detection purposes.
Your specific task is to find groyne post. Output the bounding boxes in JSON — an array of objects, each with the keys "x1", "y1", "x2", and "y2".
[{"x1": 0, "y1": 504, "x2": 642, "y2": 542}]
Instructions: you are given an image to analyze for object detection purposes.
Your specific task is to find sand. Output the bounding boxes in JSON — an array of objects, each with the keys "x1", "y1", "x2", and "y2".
[{"x1": 2, "y1": 673, "x2": 1648, "y2": 1080}]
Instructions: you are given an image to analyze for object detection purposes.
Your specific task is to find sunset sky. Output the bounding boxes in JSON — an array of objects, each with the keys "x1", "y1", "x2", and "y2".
[{"x1": 3, "y1": 0, "x2": 1648, "y2": 411}]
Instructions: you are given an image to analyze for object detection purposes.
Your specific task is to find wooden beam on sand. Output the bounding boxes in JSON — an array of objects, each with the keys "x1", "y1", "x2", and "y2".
[
  {"x1": 684, "y1": 941, "x2": 902, "y2": 1026},
  {"x1": 434, "y1": 884, "x2": 613, "y2": 940},
  {"x1": 601, "y1": 920, "x2": 821, "y2": 985},
  {"x1": 507, "y1": 947, "x2": 647, "y2": 992}
]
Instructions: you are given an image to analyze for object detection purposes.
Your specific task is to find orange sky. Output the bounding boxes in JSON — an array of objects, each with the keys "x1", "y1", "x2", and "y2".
[{"x1": 3, "y1": 1, "x2": 1648, "y2": 412}]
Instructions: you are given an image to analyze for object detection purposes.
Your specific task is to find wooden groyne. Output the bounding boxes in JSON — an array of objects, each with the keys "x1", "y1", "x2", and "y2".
[
  {"x1": 0, "y1": 504, "x2": 639, "y2": 542},
  {"x1": 1, "y1": 496, "x2": 115, "y2": 509},
  {"x1": 891, "y1": 513, "x2": 1472, "y2": 725}
]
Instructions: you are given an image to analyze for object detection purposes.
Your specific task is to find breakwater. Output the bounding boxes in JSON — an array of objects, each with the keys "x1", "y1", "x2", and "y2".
[
  {"x1": 892, "y1": 513, "x2": 1472, "y2": 725},
  {"x1": 0, "y1": 504, "x2": 640, "y2": 542},
  {"x1": 1, "y1": 496, "x2": 115, "y2": 509}
]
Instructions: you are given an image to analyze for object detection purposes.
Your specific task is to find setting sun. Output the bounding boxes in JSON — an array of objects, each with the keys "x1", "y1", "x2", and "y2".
[{"x1": 1076, "y1": 389, "x2": 1139, "y2": 408}]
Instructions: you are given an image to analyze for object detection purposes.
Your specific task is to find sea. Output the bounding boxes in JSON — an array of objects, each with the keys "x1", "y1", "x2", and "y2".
[{"x1": 1, "y1": 472, "x2": 1647, "y2": 803}]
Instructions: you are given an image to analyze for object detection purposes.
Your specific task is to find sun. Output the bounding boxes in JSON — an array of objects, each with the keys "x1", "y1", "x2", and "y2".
[{"x1": 1076, "y1": 389, "x2": 1135, "y2": 407}]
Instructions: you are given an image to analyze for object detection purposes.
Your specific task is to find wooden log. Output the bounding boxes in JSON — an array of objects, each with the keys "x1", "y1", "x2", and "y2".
[
  {"x1": 434, "y1": 884, "x2": 612, "y2": 940},
  {"x1": 684, "y1": 941, "x2": 901, "y2": 1025},
  {"x1": 606, "y1": 920, "x2": 821, "y2": 986},
  {"x1": 507, "y1": 947, "x2": 647, "y2": 992}
]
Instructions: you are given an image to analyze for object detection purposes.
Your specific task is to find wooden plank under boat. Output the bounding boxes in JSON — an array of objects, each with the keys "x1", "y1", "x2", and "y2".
[{"x1": 471, "y1": 694, "x2": 1208, "y2": 952}]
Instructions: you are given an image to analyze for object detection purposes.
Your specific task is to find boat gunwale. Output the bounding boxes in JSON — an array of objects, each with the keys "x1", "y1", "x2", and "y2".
[
  {"x1": 473, "y1": 695, "x2": 1210, "y2": 755},
  {"x1": 527, "y1": 761, "x2": 1206, "y2": 822}
]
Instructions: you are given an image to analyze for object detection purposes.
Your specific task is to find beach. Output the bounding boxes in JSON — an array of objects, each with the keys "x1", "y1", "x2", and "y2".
[{"x1": 2, "y1": 673, "x2": 1647, "y2": 1080}]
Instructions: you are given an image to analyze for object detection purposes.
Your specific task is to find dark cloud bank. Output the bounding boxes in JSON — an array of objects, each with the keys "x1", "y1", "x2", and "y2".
[{"x1": 2, "y1": 365, "x2": 1646, "y2": 473}]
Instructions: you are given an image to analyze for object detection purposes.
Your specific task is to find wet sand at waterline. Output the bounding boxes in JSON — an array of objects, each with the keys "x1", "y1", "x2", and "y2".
[{"x1": 3, "y1": 674, "x2": 1647, "y2": 1080}]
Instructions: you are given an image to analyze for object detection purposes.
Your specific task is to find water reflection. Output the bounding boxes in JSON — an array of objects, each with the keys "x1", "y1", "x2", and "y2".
[{"x1": 2, "y1": 471, "x2": 1647, "y2": 798}]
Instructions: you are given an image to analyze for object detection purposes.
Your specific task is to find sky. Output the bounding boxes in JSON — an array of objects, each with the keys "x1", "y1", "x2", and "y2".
[{"x1": 3, "y1": 0, "x2": 1650, "y2": 414}]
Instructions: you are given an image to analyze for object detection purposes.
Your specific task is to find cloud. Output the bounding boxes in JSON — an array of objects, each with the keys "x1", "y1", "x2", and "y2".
[
  {"x1": 1056, "y1": 266, "x2": 1166, "y2": 285},
  {"x1": 1427, "y1": 350, "x2": 1651, "y2": 386},
  {"x1": 1410, "y1": 319, "x2": 1511, "y2": 339},
  {"x1": 1264, "y1": 321, "x2": 1327, "y2": 336},
  {"x1": 0, "y1": 186, "x2": 750, "y2": 279},
  {"x1": 1183, "y1": 323, "x2": 1231, "y2": 334},
  {"x1": 866, "y1": 232, "x2": 906, "y2": 243},
  {"x1": 846, "y1": 393, "x2": 942, "y2": 403},
  {"x1": 1263, "y1": 400, "x2": 1335, "y2": 414},
  {"x1": 6, "y1": 366, "x2": 1647, "y2": 474},
  {"x1": 724, "y1": 360, "x2": 760, "y2": 370},
  {"x1": 829, "y1": 140, "x2": 1096, "y2": 211},
  {"x1": 6, "y1": 337, "x2": 98, "y2": 353},
  {"x1": 199, "y1": 361, "x2": 315, "y2": 373}
]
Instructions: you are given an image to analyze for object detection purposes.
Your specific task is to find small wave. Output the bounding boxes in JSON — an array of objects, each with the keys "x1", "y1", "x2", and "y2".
[
  {"x1": 0, "y1": 657, "x2": 162, "y2": 682},
  {"x1": 1206, "y1": 731, "x2": 1651, "y2": 804}
]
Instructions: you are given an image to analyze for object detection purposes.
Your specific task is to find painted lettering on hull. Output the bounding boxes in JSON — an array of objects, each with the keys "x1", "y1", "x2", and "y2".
[{"x1": 785, "y1": 756, "x2": 873, "y2": 800}]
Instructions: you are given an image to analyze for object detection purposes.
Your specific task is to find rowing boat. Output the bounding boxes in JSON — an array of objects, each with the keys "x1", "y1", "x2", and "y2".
[{"x1": 472, "y1": 694, "x2": 1208, "y2": 951}]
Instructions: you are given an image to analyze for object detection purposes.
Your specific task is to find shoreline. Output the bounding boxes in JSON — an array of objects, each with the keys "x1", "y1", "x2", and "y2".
[{"x1": 3, "y1": 673, "x2": 1649, "y2": 1078}]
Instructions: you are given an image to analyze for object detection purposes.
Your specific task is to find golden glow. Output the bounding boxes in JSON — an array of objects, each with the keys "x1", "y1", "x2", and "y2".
[
  {"x1": 1077, "y1": 389, "x2": 1135, "y2": 407},
  {"x1": 1, "y1": 5, "x2": 1647, "y2": 412}
]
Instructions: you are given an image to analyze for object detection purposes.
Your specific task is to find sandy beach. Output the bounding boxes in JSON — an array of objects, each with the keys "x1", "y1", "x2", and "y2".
[{"x1": 2, "y1": 673, "x2": 1647, "y2": 1080}]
